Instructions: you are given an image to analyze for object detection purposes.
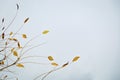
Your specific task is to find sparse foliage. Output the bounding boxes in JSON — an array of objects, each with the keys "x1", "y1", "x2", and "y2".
[{"x1": 0, "y1": 3, "x2": 80, "y2": 80}]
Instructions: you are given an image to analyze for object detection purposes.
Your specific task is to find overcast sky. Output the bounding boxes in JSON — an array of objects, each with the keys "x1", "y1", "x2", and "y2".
[{"x1": 0, "y1": 0, "x2": 120, "y2": 80}]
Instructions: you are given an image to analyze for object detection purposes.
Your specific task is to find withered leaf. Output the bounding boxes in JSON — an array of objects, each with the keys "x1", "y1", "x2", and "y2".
[
  {"x1": 9, "y1": 32, "x2": 13, "y2": 35},
  {"x1": 72, "y1": 56, "x2": 80, "y2": 62},
  {"x1": 2, "y1": 18, "x2": 4, "y2": 23},
  {"x1": 2, "y1": 33, "x2": 4, "y2": 39},
  {"x1": 24, "y1": 18, "x2": 29, "y2": 23},
  {"x1": 62, "y1": 62, "x2": 69, "y2": 67},
  {"x1": 17, "y1": 42, "x2": 21, "y2": 48},
  {"x1": 13, "y1": 51, "x2": 18, "y2": 57},
  {"x1": 48, "y1": 56, "x2": 54, "y2": 61},
  {"x1": 16, "y1": 63, "x2": 24, "y2": 68},
  {"x1": 16, "y1": 4, "x2": 19, "y2": 10},
  {"x1": 51, "y1": 62, "x2": 58, "y2": 66},
  {"x1": 0, "y1": 61, "x2": 4, "y2": 65},
  {"x1": 22, "y1": 34, "x2": 27, "y2": 38},
  {"x1": 13, "y1": 38, "x2": 18, "y2": 41}
]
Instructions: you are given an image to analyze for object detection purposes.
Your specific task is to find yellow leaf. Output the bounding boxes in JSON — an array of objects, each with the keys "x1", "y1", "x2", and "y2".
[
  {"x1": 16, "y1": 63, "x2": 24, "y2": 68},
  {"x1": 48, "y1": 56, "x2": 54, "y2": 61},
  {"x1": 42, "y1": 30, "x2": 49, "y2": 34},
  {"x1": 22, "y1": 34, "x2": 27, "y2": 38},
  {"x1": 24, "y1": 18, "x2": 29, "y2": 23},
  {"x1": 72, "y1": 56, "x2": 80, "y2": 62},
  {"x1": 9, "y1": 32, "x2": 13, "y2": 35},
  {"x1": 13, "y1": 51, "x2": 18, "y2": 57},
  {"x1": 51, "y1": 62, "x2": 58, "y2": 66}
]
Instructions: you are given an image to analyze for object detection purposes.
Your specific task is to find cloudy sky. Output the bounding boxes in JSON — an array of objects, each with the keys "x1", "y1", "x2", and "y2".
[{"x1": 0, "y1": 0, "x2": 120, "y2": 80}]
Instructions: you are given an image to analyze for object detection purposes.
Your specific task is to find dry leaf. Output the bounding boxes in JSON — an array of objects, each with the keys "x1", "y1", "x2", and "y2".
[
  {"x1": 48, "y1": 56, "x2": 54, "y2": 61},
  {"x1": 42, "y1": 30, "x2": 49, "y2": 34},
  {"x1": 16, "y1": 63, "x2": 24, "y2": 68},
  {"x1": 22, "y1": 34, "x2": 27, "y2": 38},
  {"x1": 13, "y1": 51, "x2": 18, "y2": 57},
  {"x1": 51, "y1": 62, "x2": 58, "y2": 66},
  {"x1": 24, "y1": 18, "x2": 29, "y2": 23},
  {"x1": 2, "y1": 33, "x2": 4, "y2": 39},
  {"x1": 17, "y1": 42, "x2": 21, "y2": 48},
  {"x1": 72, "y1": 56, "x2": 80, "y2": 62},
  {"x1": 13, "y1": 38, "x2": 18, "y2": 41},
  {"x1": 9, "y1": 32, "x2": 13, "y2": 35},
  {"x1": 16, "y1": 4, "x2": 19, "y2": 10},
  {"x1": 62, "y1": 62, "x2": 69, "y2": 67},
  {"x1": 0, "y1": 61, "x2": 4, "y2": 65},
  {"x1": 2, "y1": 18, "x2": 4, "y2": 23}
]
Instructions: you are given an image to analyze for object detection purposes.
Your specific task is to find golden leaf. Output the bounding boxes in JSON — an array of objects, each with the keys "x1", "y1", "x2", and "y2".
[
  {"x1": 72, "y1": 56, "x2": 80, "y2": 62},
  {"x1": 51, "y1": 62, "x2": 58, "y2": 66},
  {"x1": 16, "y1": 63, "x2": 24, "y2": 68},
  {"x1": 9, "y1": 32, "x2": 13, "y2": 35},
  {"x1": 48, "y1": 56, "x2": 54, "y2": 61},
  {"x1": 22, "y1": 34, "x2": 27, "y2": 38},
  {"x1": 13, "y1": 51, "x2": 18, "y2": 57},
  {"x1": 42, "y1": 30, "x2": 49, "y2": 34},
  {"x1": 24, "y1": 18, "x2": 29, "y2": 23}
]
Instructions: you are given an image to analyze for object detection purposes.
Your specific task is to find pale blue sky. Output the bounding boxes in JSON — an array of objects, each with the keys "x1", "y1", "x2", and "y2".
[{"x1": 0, "y1": 0, "x2": 120, "y2": 80}]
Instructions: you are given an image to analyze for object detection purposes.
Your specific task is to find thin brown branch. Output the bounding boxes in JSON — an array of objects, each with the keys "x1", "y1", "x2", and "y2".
[{"x1": 0, "y1": 57, "x2": 20, "y2": 71}]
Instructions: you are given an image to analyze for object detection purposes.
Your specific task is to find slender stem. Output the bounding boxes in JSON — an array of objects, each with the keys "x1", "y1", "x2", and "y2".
[
  {"x1": 3, "y1": 10, "x2": 18, "y2": 33},
  {"x1": 33, "y1": 67, "x2": 62, "y2": 80},
  {"x1": 11, "y1": 24, "x2": 24, "y2": 37},
  {"x1": 20, "y1": 56, "x2": 47, "y2": 61},
  {"x1": 18, "y1": 62, "x2": 50, "y2": 65},
  {"x1": 0, "y1": 57, "x2": 20, "y2": 71},
  {"x1": 20, "y1": 40, "x2": 45, "y2": 57}
]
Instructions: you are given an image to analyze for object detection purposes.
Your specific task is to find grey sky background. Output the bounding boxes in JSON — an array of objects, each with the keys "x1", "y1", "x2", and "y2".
[{"x1": 0, "y1": 0, "x2": 120, "y2": 80}]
